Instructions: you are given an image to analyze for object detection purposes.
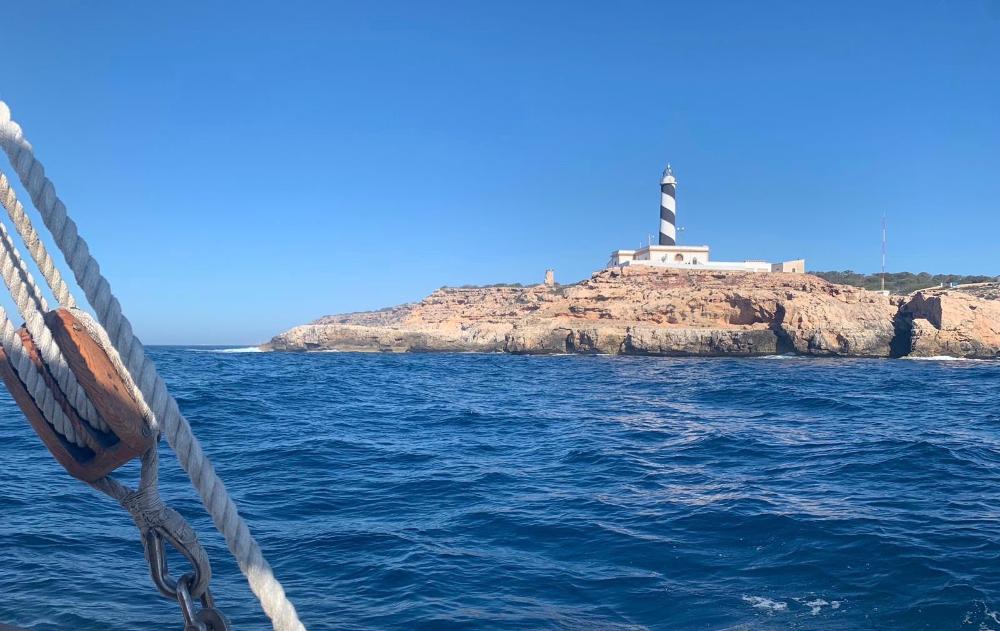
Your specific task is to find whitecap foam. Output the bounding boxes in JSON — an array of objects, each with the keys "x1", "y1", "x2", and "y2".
[
  {"x1": 192, "y1": 346, "x2": 263, "y2": 353},
  {"x1": 805, "y1": 599, "x2": 828, "y2": 615},
  {"x1": 905, "y1": 355, "x2": 986, "y2": 362},
  {"x1": 963, "y1": 601, "x2": 1000, "y2": 629},
  {"x1": 742, "y1": 595, "x2": 787, "y2": 612},
  {"x1": 792, "y1": 596, "x2": 843, "y2": 616}
]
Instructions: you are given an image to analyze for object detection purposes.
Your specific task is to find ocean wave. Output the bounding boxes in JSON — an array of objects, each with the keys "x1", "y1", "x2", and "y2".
[
  {"x1": 2, "y1": 352, "x2": 999, "y2": 629},
  {"x1": 207, "y1": 346, "x2": 263, "y2": 353},
  {"x1": 905, "y1": 355, "x2": 989, "y2": 362}
]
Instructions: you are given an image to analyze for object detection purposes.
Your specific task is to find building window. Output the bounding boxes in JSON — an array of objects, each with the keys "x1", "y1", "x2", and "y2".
[
  {"x1": 674, "y1": 253, "x2": 684, "y2": 262},
  {"x1": 692, "y1": 257, "x2": 699, "y2": 264}
]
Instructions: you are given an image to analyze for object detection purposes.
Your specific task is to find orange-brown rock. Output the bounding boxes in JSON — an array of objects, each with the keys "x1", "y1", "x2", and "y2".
[
  {"x1": 265, "y1": 267, "x2": 990, "y2": 357},
  {"x1": 900, "y1": 288, "x2": 1000, "y2": 358}
]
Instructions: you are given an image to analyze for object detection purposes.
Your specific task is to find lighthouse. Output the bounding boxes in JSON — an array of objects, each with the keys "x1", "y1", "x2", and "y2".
[
  {"x1": 659, "y1": 164, "x2": 677, "y2": 246},
  {"x1": 607, "y1": 161, "x2": 805, "y2": 273}
]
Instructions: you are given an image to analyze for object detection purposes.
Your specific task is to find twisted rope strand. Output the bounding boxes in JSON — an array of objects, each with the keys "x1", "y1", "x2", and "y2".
[
  {"x1": 0, "y1": 171, "x2": 76, "y2": 308},
  {"x1": 0, "y1": 219, "x2": 47, "y2": 315},
  {"x1": 0, "y1": 102, "x2": 305, "y2": 631},
  {"x1": 0, "y1": 213, "x2": 106, "y2": 432},
  {"x1": 0, "y1": 305, "x2": 85, "y2": 446},
  {"x1": 90, "y1": 447, "x2": 214, "y2": 600},
  {"x1": 73, "y1": 308, "x2": 156, "y2": 426}
]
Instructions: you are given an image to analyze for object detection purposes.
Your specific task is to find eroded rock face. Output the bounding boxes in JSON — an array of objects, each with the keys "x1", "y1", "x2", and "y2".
[
  {"x1": 901, "y1": 290, "x2": 1000, "y2": 358},
  {"x1": 268, "y1": 267, "x2": 1000, "y2": 357},
  {"x1": 776, "y1": 286, "x2": 901, "y2": 357}
]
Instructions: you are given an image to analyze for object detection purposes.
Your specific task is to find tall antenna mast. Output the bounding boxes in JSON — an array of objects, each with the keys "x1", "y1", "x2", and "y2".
[{"x1": 881, "y1": 215, "x2": 887, "y2": 292}]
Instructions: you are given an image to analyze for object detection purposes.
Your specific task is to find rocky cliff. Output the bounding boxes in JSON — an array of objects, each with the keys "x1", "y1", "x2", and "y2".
[
  {"x1": 263, "y1": 269, "x2": 1000, "y2": 359},
  {"x1": 899, "y1": 286, "x2": 1000, "y2": 358}
]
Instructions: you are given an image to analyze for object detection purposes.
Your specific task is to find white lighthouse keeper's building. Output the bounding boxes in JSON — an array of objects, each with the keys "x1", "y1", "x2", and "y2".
[{"x1": 609, "y1": 164, "x2": 804, "y2": 274}]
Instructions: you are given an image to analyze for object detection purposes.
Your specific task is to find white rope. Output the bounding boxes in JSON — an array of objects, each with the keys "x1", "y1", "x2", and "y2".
[
  {"x1": 0, "y1": 171, "x2": 76, "y2": 308},
  {"x1": 0, "y1": 210, "x2": 107, "y2": 432},
  {"x1": 0, "y1": 102, "x2": 305, "y2": 631},
  {"x1": 72, "y1": 308, "x2": 156, "y2": 427},
  {"x1": 0, "y1": 304, "x2": 85, "y2": 447},
  {"x1": 0, "y1": 216, "x2": 47, "y2": 315},
  {"x1": 91, "y1": 443, "x2": 215, "y2": 600}
]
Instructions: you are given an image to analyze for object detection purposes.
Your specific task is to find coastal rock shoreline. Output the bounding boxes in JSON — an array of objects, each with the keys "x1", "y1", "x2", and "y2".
[{"x1": 263, "y1": 268, "x2": 1000, "y2": 359}]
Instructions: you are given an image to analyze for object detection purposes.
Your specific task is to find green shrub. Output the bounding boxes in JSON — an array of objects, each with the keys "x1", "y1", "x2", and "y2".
[{"x1": 812, "y1": 270, "x2": 998, "y2": 294}]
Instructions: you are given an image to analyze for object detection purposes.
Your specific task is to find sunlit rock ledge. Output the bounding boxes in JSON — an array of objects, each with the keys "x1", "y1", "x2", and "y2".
[{"x1": 262, "y1": 267, "x2": 1000, "y2": 359}]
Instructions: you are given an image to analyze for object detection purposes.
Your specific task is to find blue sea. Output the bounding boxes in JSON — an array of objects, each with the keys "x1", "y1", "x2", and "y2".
[{"x1": 2, "y1": 350, "x2": 1000, "y2": 630}]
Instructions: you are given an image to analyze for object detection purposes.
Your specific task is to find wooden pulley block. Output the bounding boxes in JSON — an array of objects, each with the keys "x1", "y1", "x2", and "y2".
[{"x1": 0, "y1": 308, "x2": 154, "y2": 482}]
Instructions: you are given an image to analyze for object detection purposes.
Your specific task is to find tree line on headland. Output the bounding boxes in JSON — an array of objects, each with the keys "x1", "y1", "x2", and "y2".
[
  {"x1": 455, "y1": 272, "x2": 998, "y2": 295},
  {"x1": 811, "y1": 271, "x2": 998, "y2": 295}
]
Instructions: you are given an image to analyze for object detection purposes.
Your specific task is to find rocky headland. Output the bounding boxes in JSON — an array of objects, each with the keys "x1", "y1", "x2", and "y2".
[{"x1": 263, "y1": 268, "x2": 1000, "y2": 359}]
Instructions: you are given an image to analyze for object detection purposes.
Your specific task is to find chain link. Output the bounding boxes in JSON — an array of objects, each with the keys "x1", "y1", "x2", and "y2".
[
  {"x1": 177, "y1": 573, "x2": 229, "y2": 631},
  {"x1": 145, "y1": 529, "x2": 230, "y2": 630}
]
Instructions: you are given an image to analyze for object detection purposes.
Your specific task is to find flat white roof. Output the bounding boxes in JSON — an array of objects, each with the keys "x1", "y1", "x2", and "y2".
[
  {"x1": 612, "y1": 244, "x2": 710, "y2": 254},
  {"x1": 645, "y1": 245, "x2": 710, "y2": 252}
]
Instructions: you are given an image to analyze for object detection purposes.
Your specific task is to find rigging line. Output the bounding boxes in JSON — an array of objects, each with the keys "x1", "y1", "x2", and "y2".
[
  {"x1": 0, "y1": 304, "x2": 85, "y2": 447},
  {"x1": 0, "y1": 171, "x2": 76, "y2": 308},
  {"x1": 0, "y1": 189, "x2": 107, "y2": 432},
  {"x1": 0, "y1": 101, "x2": 305, "y2": 631}
]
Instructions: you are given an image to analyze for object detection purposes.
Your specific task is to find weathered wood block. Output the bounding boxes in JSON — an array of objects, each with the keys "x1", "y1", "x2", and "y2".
[{"x1": 0, "y1": 309, "x2": 153, "y2": 482}]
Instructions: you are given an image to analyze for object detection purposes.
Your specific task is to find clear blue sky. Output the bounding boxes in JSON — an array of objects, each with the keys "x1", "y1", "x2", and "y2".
[{"x1": 2, "y1": 2, "x2": 998, "y2": 344}]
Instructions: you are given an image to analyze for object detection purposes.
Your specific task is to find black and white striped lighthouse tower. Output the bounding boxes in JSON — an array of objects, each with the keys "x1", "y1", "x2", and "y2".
[{"x1": 658, "y1": 163, "x2": 678, "y2": 246}]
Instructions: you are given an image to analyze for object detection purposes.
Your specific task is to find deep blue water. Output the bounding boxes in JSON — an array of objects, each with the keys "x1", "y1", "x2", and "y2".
[{"x1": 2, "y1": 350, "x2": 1000, "y2": 630}]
